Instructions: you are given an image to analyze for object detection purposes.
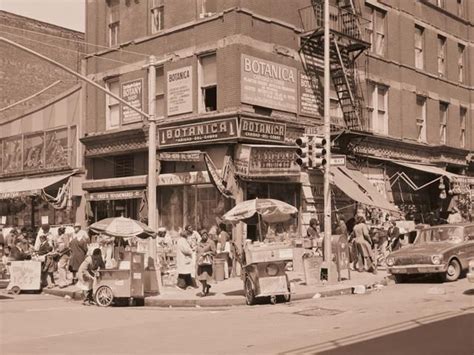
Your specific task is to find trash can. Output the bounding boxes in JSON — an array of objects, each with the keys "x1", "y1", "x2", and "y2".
[
  {"x1": 302, "y1": 253, "x2": 323, "y2": 286},
  {"x1": 213, "y1": 258, "x2": 226, "y2": 282}
]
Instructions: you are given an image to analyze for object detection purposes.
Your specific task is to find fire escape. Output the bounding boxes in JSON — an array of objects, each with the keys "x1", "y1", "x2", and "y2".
[{"x1": 299, "y1": 0, "x2": 370, "y2": 131}]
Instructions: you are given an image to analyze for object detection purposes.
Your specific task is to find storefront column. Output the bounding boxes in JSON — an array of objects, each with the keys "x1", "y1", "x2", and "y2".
[{"x1": 232, "y1": 180, "x2": 245, "y2": 277}]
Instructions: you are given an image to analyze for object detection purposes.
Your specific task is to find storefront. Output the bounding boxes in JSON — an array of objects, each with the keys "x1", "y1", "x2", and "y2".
[{"x1": 86, "y1": 189, "x2": 146, "y2": 222}]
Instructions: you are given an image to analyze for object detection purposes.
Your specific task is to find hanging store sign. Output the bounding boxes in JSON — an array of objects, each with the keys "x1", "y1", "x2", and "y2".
[
  {"x1": 234, "y1": 144, "x2": 300, "y2": 177},
  {"x1": 158, "y1": 151, "x2": 203, "y2": 162},
  {"x1": 167, "y1": 66, "x2": 193, "y2": 116},
  {"x1": 241, "y1": 54, "x2": 297, "y2": 113},
  {"x1": 158, "y1": 117, "x2": 238, "y2": 147},
  {"x1": 299, "y1": 72, "x2": 320, "y2": 117},
  {"x1": 121, "y1": 79, "x2": 143, "y2": 124},
  {"x1": 87, "y1": 190, "x2": 144, "y2": 201},
  {"x1": 240, "y1": 117, "x2": 286, "y2": 143}
]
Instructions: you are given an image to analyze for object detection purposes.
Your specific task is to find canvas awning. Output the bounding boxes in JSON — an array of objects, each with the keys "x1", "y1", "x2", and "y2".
[
  {"x1": 393, "y1": 161, "x2": 474, "y2": 186},
  {"x1": 0, "y1": 172, "x2": 74, "y2": 199},
  {"x1": 331, "y1": 167, "x2": 399, "y2": 212}
]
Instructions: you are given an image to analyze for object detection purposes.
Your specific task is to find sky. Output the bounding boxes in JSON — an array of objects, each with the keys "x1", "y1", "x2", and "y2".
[{"x1": 1, "y1": 0, "x2": 85, "y2": 32}]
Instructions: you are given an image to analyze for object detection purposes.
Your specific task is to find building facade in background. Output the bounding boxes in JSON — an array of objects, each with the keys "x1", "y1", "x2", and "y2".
[
  {"x1": 0, "y1": 11, "x2": 86, "y2": 228},
  {"x1": 81, "y1": 0, "x2": 473, "y2": 241}
]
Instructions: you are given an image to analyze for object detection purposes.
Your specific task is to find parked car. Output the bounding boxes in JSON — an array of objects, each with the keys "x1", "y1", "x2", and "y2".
[
  {"x1": 467, "y1": 259, "x2": 474, "y2": 283},
  {"x1": 386, "y1": 223, "x2": 474, "y2": 283}
]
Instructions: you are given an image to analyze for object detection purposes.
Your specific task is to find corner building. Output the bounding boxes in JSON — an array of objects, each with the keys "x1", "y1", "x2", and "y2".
[{"x1": 82, "y1": 0, "x2": 473, "y2": 240}]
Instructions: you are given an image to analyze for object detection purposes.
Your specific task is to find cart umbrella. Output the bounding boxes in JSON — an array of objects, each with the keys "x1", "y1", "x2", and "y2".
[
  {"x1": 222, "y1": 198, "x2": 298, "y2": 224},
  {"x1": 89, "y1": 216, "x2": 155, "y2": 238}
]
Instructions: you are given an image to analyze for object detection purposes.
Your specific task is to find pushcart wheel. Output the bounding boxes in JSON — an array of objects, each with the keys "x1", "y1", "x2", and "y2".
[
  {"x1": 95, "y1": 286, "x2": 114, "y2": 307},
  {"x1": 10, "y1": 286, "x2": 21, "y2": 295},
  {"x1": 244, "y1": 277, "x2": 256, "y2": 306}
]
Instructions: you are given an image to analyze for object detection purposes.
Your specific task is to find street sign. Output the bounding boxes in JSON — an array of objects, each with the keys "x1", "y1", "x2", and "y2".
[{"x1": 331, "y1": 155, "x2": 346, "y2": 166}]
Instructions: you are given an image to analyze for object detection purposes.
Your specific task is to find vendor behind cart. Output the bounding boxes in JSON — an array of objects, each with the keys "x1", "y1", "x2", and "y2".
[{"x1": 78, "y1": 248, "x2": 105, "y2": 306}]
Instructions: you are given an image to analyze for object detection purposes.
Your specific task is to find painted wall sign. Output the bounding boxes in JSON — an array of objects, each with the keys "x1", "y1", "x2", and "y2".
[
  {"x1": 158, "y1": 117, "x2": 238, "y2": 147},
  {"x1": 167, "y1": 66, "x2": 193, "y2": 116},
  {"x1": 121, "y1": 79, "x2": 143, "y2": 124},
  {"x1": 234, "y1": 144, "x2": 300, "y2": 177},
  {"x1": 299, "y1": 72, "x2": 320, "y2": 116},
  {"x1": 87, "y1": 190, "x2": 144, "y2": 201},
  {"x1": 241, "y1": 54, "x2": 297, "y2": 113},
  {"x1": 240, "y1": 117, "x2": 286, "y2": 143},
  {"x1": 158, "y1": 151, "x2": 203, "y2": 162}
]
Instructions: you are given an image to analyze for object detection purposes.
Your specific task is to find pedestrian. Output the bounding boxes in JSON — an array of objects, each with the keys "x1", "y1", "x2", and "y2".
[
  {"x1": 77, "y1": 248, "x2": 104, "y2": 306},
  {"x1": 216, "y1": 229, "x2": 232, "y2": 279},
  {"x1": 335, "y1": 219, "x2": 348, "y2": 237},
  {"x1": 56, "y1": 226, "x2": 71, "y2": 288},
  {"x1": 387, "y1": 221, "x2": 401, "y2": 252},
  {"x1": 37, "y1": 235, "x2": 56, "y2": 288},
  {"x1": 9, "y1": 239, "x2": 31, "y2": 261},
  {"x1": 447, "y1": 207, "x2": 462, "y2": 224},
  {"x1": 69, "y1": 223, "x2": 89, "y2": 284},
  {"x1": 176, "y1": 230, "x2": 194, "y2": 290},
  {"x1": 353, "y1": 216, "x2": 377, "y2": 274},
  {"x1": 306, "y1": 218, "x2": 321, "y2": 249},
  {"x1": 5, "y1": 227, "x2": 18, "y2": 248},
  {"x1": 196, "y1": 230, "x2": 216, "y2": 297}
]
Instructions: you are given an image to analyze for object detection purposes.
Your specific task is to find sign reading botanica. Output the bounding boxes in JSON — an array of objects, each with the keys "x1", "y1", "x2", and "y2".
[
  {"x1": 167, "y1": 66, "x2": 193, "y2": 116},
  {"x1": 121, "y1": 79, "x2": 143, "y2": 124},
  {"x1": 240, "y1": 117, "x2": 286, "y2": 143},
  {"x1": 158, "y1": 118, "x2": 238, "y2": 147},
  {"x1": 241, "y1": 54, "x2": 297, "y2": 113}
]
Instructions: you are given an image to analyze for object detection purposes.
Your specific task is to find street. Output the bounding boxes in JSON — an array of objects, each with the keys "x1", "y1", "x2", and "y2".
[{"x1": 1, "y1": 278, "x2": 473, "y2": 355}]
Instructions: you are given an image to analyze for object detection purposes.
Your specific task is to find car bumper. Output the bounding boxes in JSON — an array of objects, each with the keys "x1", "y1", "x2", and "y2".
[
  {"x1": 388, "y1": 264, "x2": 447, "y2": 274},
  {"x1": 467, "y1": 272, "x2": 474, "y2": 283}
]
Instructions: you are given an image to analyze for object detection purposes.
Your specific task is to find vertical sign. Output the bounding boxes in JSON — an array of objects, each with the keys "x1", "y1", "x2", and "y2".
[
  {"x1": 121, "y1": 79, "x2": 143, "y2": 124},
  {"x1": 299, "y1": 72, "x2": 320, "y2": 116},
  {"x1": 167, "y1": 66, "x2": 193, "y2": 116}
]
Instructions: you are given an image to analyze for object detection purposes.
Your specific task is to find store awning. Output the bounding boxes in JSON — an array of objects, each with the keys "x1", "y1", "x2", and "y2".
[
  {"x1": 331, "y1": 167, "x2": 399, "y2": 212},
  {"x1": 393, "y1": 161, "x2": 474, "y2": 185},
  {"x1": 0, "y1": 172, "x2": 74, "y2": 199}
]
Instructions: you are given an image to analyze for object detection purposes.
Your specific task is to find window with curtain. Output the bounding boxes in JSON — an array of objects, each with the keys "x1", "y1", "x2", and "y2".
[
  {"x1": 108, "y1": 0, "x2": 120, "y2": 46},
  {"x1": 366, "y1": 5, "x2": 386, "y2": 56},
  {"x1": 458, "y1": 44, "x2": 465, "y2": 83},
  {"x1": 460, "y1": 107, "x2": 466, "y2": 148},
  {"x1": 367, "y1": 81, "x2": 388, "y2": 135},
  {"x1": 155, "y1": 66, "x2": 165, "y2": 118},
  {"x1": 150, "y1": 0, "x2": 164, "y2": 33},
  {"x1": 199, "y1": 54, "x2": 217, "y2": 112},
  {"x1": 437, "y1": 35, "x2": 446, "y2": 77},
  {"x1": 439, "y1": 102, "x2": 448, "y2": 145},
  {"x1": 416, "y1": 96, "x2": 427, "y2": 142},
  {"x1": 106, "y1": 80, "x2": 120, "y2": 130},
  {"x1": 414, "y1": 26, "x2": 424, "y2": 70}
]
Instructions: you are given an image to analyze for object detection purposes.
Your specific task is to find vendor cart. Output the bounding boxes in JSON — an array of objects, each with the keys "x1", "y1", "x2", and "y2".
[
  {"x1": 93, "y1": 251, "x2": 145, "y2": 307},
  {"x1": 242, "y1": 242, "x2": 293, "y2": 305},
  {"x1": 6, "y1": 260, "x2": 42, "y2": 295},
  {"x1": 222, "y1": 198, "x2": 298, "y2": 305}
]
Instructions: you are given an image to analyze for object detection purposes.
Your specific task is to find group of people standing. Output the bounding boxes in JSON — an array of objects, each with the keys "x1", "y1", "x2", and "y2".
[{"x1": 176, "y1": 224, "x2": 232, "y2": 297}]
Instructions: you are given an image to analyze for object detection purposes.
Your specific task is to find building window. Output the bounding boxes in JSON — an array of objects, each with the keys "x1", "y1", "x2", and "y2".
[
  {"x1": 460, "y1": 107, "x2": 466, "y2": 148},
  {"x1": 108, "y1": 0, "x2": 120, "y2": 46},
  {"x1": 155, "y1": 66, "x2": 165, "y2": 118},
  {"x1": 366, "y1": 5, "x2": 386, "y2": 56},
  {"x1": 199, "y1": 54, "x2": 217, "y2": 112},
  {"x1": 114, "y1": 155, "x2": 134, "y2": 178},
  {"x1": 151, "y1": 0, "x2": 164, "y2": 33},
  {"x1": 439, "y1": 102, "x2": 448, "y2": 145},
  {"x1": 106, "y1": 80, "x2": 120, "y2": 130},
  {"x1": 416, "y1": 96, "x2": 427, "y2": 142},
  {"x1": 198, "y1": 0, "x2": 217, "y2": 18},
  {"x1": 414, "y1": 25, "x2": 424, "y2": 70},
  {"x1": 367, "y1": 82, "x2": 388, "y2": 135},
  {"x1": 458, "y1": 44, "x2": 465, "y2": 83},
  {"x1": 437, "y1": 35, "x2": 446, "y2": 77},
  {"x1": 457, "y1": 0, "x2": 464, "y2": 17}
]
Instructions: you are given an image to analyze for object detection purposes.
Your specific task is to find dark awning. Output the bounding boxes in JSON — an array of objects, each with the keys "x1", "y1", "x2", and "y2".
[{"x1": 0, "y1": 172, "x2": 74, "y2": 199}]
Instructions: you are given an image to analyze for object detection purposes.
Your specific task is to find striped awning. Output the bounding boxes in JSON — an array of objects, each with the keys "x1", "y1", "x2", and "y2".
[{"x1": 0, "y1": 172, "x2": 73, "y2": 199}]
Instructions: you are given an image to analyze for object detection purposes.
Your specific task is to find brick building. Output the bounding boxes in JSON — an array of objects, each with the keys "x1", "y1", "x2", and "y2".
[
  {"x1": 0, "y1": 11, "x2": 86, "y2": 228},
  {"x1": 81, "y1": 0, "x2": 472, "y2": 241}
]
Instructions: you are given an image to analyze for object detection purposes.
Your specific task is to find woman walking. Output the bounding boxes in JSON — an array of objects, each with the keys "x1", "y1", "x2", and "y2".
[
  {"x1": 176, "y1": 230, "x2": 194, "y2": 290},
  {"x1": 196, "y1": 231, "x2": 216, "y2": 297},
  {"x1": 353, "y1": 216, "x2": 377, "y2": 274},
  {"x1": 69, "y1": 227, "x2": 89, "y2": 284}
]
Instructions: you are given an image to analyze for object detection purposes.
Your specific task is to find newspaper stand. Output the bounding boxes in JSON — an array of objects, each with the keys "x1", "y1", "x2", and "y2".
[
  {"x1": 242, "y1": 242, "x2": 293, "y2": 305},
  {"x1": 6, "y1": 260, "x2": 42, "y2": 294},
  {"x1": 94, "y1": 251, "x2": 145, "y2": 307}
]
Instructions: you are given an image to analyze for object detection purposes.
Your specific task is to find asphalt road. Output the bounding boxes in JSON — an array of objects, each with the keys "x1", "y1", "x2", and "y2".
[{"x1": 0, "y1": 277, "x2": 473, "y2": 355}]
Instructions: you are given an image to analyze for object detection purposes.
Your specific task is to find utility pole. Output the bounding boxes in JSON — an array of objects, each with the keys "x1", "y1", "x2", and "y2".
[{"x1": 323, "y1": 0, "x2": 332, "y2": 267}]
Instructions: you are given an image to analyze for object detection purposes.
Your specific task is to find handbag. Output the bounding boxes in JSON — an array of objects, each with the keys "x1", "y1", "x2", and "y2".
[{"x1": 198, "y1": 253, "x2": 213, "y2": 266}]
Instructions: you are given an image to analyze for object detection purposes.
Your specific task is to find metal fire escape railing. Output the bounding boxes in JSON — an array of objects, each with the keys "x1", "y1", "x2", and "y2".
[{"x1": 299, "y1": 0, "x2": 370, "y2": 131}]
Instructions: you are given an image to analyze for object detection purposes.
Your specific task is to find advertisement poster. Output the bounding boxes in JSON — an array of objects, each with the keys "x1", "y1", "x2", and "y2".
[
  {"x1": 241, "y1": 54, "x2": 297, "y2": 113},
  {"x1": 121, "y1": 79, "x2": 143, "y2": 124},
  {"x1": 299, "y1": 72, "x2": 320, "y2": 116},
  {"x1": 167, "y1": 66, "x2": 193, "y2": 116}
]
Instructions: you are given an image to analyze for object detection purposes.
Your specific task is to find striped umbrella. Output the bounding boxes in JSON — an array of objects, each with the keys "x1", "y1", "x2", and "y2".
[
  {"x1": 89, "y1": 216, "x2": 155, "y2": 238},
  {"x1": 222, "y1": 198, "x2": 298, "y2": 224}
]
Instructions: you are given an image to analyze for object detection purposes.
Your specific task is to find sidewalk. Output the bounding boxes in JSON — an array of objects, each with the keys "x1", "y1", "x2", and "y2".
[{"x1": 42, "y1": 270, "x2": 390, "y2": 307}]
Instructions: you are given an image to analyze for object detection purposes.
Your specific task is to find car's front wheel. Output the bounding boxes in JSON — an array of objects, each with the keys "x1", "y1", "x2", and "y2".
[{"x1": 444, "y1": 259, "x2": 461, "y2": 282}]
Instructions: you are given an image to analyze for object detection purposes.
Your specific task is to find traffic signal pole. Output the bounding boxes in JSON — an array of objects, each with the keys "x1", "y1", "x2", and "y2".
[{"x1": 323, "y1": 0, "x2": 332, "y2": 265}]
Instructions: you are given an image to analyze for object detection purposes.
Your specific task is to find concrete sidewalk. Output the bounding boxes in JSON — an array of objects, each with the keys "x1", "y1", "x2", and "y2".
[{"x1": 41, "y1": 270, "x2": 389, "y2": 307}]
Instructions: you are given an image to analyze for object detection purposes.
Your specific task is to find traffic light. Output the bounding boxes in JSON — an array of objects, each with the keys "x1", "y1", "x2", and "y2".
[
  {"x1": 312, "y1": 135, "x2": 327, "y2": 168},
  {"x1": 295, "y1": 135, "x2": 313, "y2": 168}
]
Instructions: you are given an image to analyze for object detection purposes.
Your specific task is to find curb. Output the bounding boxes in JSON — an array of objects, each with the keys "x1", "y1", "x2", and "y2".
[{"x1": 43, "y1": 276, "x2": 390, "y2": 307}]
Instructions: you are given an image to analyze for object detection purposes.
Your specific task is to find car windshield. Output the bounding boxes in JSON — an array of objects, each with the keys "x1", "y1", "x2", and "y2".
[{"x1": 415, "y1": 227, "x2": 464, "y2": 245}]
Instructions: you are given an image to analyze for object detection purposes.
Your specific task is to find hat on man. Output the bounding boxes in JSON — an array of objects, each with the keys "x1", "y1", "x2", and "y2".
[
  {"x1": 157, "y1": 227, "x2": 166, "y2": 233},
  {"x1": 74, "y1": 222, "x2": 82, "y2": 228}
]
